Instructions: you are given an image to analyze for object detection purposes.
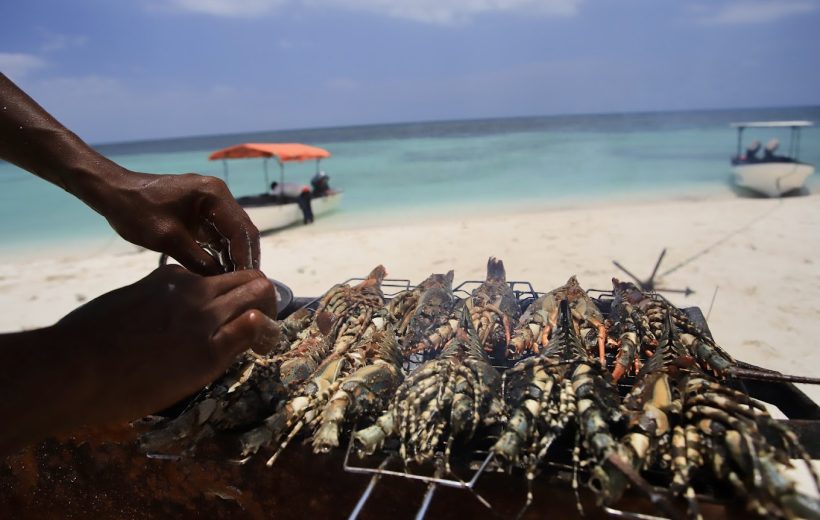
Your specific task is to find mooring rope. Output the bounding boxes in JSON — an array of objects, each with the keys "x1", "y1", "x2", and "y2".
[{"x1": 660, "y1": 199, "x2": 783, "y2": 278}]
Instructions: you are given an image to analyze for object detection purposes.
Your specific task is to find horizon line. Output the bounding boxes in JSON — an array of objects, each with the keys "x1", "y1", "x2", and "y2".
[{"x1": 91, "y1": 103, "x2": 820, "y2": 150}]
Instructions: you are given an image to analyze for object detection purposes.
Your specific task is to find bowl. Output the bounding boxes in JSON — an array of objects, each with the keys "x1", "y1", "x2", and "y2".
[{"x1": 270, "y1": 278, "x2": 294, "y2": 318}]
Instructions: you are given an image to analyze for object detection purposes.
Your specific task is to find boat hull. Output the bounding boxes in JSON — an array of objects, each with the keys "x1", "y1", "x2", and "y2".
[
  {"x1": 241, "y1": 191, "x2": 343, "y2": 231},
  {"x1": 731, "y1": 162, "x2": 814, "y2": 197}
]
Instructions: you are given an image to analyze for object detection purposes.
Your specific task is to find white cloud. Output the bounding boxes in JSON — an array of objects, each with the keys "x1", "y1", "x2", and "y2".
[
  {"x1": 39, "y1": 31, "x2": 88, "y2": 53},
  {"x1": 165, "y1": 0, "x2": 580, "y2": 23},
  {"x1": 168, "y1": 0, "x2": 289, "y2": 17},
  {"x1": 0, "y1": 53, "x2": 47, "y2": 81},
  {"x1": 321, "y1": 0, "x2": 579, "y2": 24},
  {"x1": 699, "y1": 0, "x2": 817, "y2": 25}
]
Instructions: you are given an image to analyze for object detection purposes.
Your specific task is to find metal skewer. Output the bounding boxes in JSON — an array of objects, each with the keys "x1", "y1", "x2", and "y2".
[
  {"x1": 348, "y1": 456, "x2": 392, "y2": 520},
  {"x1": 605, "y1": 453, "x2": 687, "y2": 520},
  {"x1": 414, "y1": 470, "x2": 441, "y2": 520},
  {"x1": 343, "y1": 432, "x2": 495, "y2": 519}
]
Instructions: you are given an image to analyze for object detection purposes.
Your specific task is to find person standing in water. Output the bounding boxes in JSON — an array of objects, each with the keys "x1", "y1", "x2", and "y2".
[{"x1": 270, "y1": 181, "x2": 314, "y2": 224}]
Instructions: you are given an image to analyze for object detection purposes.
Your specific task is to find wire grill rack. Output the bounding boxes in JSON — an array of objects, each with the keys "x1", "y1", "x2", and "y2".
[{"x1": 278, "y1": 276, "x2": 820, "y2": 520}]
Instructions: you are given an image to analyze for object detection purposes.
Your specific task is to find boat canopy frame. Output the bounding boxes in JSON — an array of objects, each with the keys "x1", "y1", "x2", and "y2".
[
  {"x1": 208, "y1": 143, "x2": 331, "y2": 191},
  {"x1": 730, "y1": 121, "x2": 813, "y2": 163}
]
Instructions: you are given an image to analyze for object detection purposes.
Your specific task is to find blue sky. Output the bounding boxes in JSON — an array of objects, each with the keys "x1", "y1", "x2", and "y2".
[{"x1": 2, "y1": 0, "x2": 819, "y2": 143}]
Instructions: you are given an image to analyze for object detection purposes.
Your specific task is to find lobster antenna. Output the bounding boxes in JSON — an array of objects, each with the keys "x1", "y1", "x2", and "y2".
[{"x1": 706, "y1": 285, "x2": 719, "y2": 321}]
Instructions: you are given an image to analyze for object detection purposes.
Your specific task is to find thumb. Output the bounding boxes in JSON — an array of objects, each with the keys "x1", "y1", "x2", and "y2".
[{"x1": 211, "y1": 309, "x2": 281, "y2": 358}]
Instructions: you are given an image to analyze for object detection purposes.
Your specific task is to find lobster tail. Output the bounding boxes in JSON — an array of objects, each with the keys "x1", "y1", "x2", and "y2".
[
  {"x1": 611, "y1": 277, "x2": 628, "y2": 292},
  {"x1": 453, "y1": 300, "x2": 484, "y2": 349},
  {"x1": 372, "y1": 264, "x2": 387, "y2": 281},
  {"x1": 486, "y1": 257, "x2": 506, "y2": 283},
  {"x1": 556, "y1": 298, "x2": 573, "y2": 337},
  {"x1": 458, "y1": 300, "x2": 476, "y2": 334},
  {"x1": 662, "y1": 309, "x2": 676, "y2": 348},
  {"x1": 357, "y1": 265, "x2": 387, "y2": 289}
]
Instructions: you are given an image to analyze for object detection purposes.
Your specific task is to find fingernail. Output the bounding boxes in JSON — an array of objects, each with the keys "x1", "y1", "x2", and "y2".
[{"x1": 251, "y1": 317, "x2": 281, "y2": 355}]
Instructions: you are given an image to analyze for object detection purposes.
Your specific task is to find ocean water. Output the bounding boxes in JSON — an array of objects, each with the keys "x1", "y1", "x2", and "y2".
[{"x1": 1, "y1": 107, "x2": 819, "y2": 256}]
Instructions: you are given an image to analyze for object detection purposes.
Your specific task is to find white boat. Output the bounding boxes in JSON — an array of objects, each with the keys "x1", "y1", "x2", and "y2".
[
  {"x1": 730, "y1": 121, "x2": 814, "y2": 197},
  {"x1": 209, "y1": 143, "x2": 343, "y2": 231},
  {"x1": 234, "y1": 189, "x2": 342, "y2": 230}
]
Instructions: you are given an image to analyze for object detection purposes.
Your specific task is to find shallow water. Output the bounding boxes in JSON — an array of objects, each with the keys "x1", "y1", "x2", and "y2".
[{"x1": 1, "y1": 106, "x2": 818, "y2": 256}]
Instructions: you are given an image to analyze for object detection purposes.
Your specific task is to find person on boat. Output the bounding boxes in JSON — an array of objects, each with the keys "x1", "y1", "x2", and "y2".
[
  {"x1": 270, "y1": 181, "x2": 314, "y2": 224},
  {"x1": 311, "y1": 171, "x2": 331, "y2": 197},
  {"x1": 762, "y1": 138, "x2": 790, "y2": 162},
  {"x1": 742, "y1": 140, "x2": 761, "y2": 163},
  {"x1": 0, "y1": 73, "x2": 279, "y2": 457}
]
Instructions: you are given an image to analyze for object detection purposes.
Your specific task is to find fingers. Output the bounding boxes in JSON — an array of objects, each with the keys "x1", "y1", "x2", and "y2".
[
  {"x1": 211, "y1": 310, "x2": 281, "y2": 358},
  {"x1": 209, "y1": 275, "x2": 277, "y2": 322},
  {"x1": 168, "y1": 236, "x2": 223, "y2": 276},
  {"x1": 207, "y1": 269, "x2": 269, "y2": 296},
  {"x1": 219, "y1": 213, "x2": 260, "y2": 271},
  {"x1": 250, "y1": 315, "x2": 281, "y2": 355},
  {"x1": 203, "y1": 184, "x2": 260, "y2": 271}
]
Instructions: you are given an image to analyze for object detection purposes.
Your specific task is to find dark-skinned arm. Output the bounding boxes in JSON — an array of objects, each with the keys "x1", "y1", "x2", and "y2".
[
  {"x1": 0, "y1": 76, "x2": 279, "y2": 457},
  {"x1": 0, "y1": 73, "x2": 259, "y2": 274},
  {"x1": 0, "y1": 266, "x2": 280, "y2": 456}
]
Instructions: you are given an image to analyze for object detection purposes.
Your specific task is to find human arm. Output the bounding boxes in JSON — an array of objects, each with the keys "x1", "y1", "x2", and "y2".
[
  {"x1": 0, "y1": 73, "x2": 259, "y2": 274},
  {"x1": 0, "y1": 265, "x2": 279, "y2": 457}
]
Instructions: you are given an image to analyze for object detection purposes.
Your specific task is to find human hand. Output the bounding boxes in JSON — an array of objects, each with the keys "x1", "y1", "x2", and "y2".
[
  {"x1": 96, "y1": 169, "x2": 260, "y2": 275},
  {"x1": 0, "y1": 76, "x2": 258, "y2": 273},
  {"x1": 52, "y1": 265, "x2": 279, "y2": 428}
]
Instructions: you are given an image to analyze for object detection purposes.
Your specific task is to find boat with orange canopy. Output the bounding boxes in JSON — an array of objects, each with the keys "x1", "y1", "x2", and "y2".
[{"x1": 209, "y1": 143, "x2": 343, "y2": 231}]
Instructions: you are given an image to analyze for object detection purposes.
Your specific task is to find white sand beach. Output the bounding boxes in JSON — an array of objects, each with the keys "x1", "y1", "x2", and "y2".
[{"x1": 1, "y1": 193, "x2": 819, "y2": 403}]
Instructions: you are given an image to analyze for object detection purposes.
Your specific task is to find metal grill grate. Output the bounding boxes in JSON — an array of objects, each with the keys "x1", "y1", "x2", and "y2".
[{"x1": 279, "y1": 275, "x2": 820, "y2": 520}]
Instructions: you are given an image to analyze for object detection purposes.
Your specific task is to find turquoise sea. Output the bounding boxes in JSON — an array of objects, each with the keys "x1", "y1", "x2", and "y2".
[{"x1": 1, "y1": 107, "x2": 819, "y2": 257}]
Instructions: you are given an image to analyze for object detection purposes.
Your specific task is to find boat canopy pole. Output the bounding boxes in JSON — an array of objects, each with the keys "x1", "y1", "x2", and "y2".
[
  {"x1": 315, "y1": 158, "x2": 322, "y2": 174},
  {"x1": 222, "y1": 159, "x2": 229, "y2": 184},
  {"x1": 788, "y1": 127, "x2": 795, "y2": 159},
  {"x1": 736, "y1": 127, "x2": 744, "y2": 158},
  {"x1": 263, "y1": 158, "x2": 270, "y2": 190},
  {"x1": 279, "y1": 159, "x2": 285, "y2": 188},
  {"x1": 788, "y1": 126, "x2": 802, "y2": 162}
]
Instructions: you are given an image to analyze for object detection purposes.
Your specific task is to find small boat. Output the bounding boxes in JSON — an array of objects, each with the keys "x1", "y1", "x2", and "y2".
[
  {"x1": 209, "y1": 143, "x2": 343, "y2": 231},
  {"x1": 730, "y1": 121, "x2": 814, "y2": 197}
]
